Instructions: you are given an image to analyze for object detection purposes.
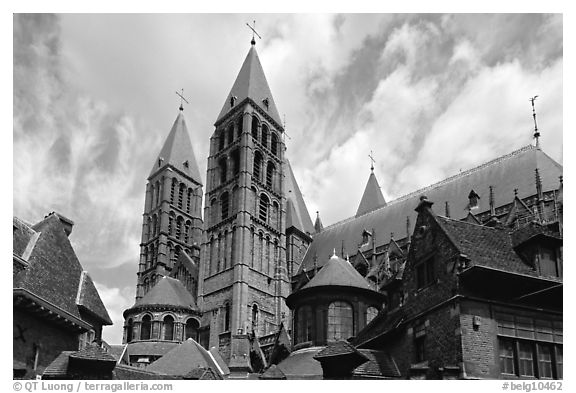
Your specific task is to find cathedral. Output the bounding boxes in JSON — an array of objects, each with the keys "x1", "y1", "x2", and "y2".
[{"x1": 117, "y1": 38, "x2": 563, "y2": 380}]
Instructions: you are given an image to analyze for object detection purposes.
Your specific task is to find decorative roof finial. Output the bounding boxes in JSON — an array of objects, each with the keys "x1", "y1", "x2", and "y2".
[
  {"x1": 246, "y1": 20, "x2": 262, "y2": 46},
  {"x1": 175, "y1": 88, "x2": 189, "y2": 111},
  {"x1": 514, "y1": 188, "x2": 519, "y2": 197},
  {"x1": 530, "y1": 95, "x2": 540, "y2": 148},
  {"x1": 368, "y1": 150, "x2": 376, "y2": 172},
  {"x1": 332, "y1": 248, "x2": 337, "y2": 258}
]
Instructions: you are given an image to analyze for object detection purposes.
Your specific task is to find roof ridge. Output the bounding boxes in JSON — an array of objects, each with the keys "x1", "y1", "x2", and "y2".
[{"x1": 318, "y1": 145, "x2": 535, "y2": 233}]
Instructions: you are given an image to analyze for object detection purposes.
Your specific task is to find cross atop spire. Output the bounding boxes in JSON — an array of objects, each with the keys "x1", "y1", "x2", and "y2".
[
  {"x1": 368, "y1": 150, "x2": 376, "y2": 172},
  {"x1": 246, "y1": 20, "x2": 262, "y2": 46},
  {"x1": 530, "y1": 95, "x2": 540, "y2": 147},
  {"x1": 175, "y1": 88, "x2": 189, "y2": 111}
]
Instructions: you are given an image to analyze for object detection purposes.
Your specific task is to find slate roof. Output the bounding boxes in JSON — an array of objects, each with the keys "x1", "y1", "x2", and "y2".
[
  {"x1": 69, "y1": 345, "x2": 117, "y2": 363},
  {"x1": 149, "y1": 111, "x2": 202, "y2": 185},
  {"x1": 13, "y1": 213, "x2": 112, "y2": 326},
  {"x1": 356, "y1": 171, "x2": 387, "y2": 217},
  {"x1": 42, "y1": 351, "x2": 75, "y2": 378},
  {"x1": 216, "y1": 44, "x2": 282, "y2": 126},
  {"x1": 132, "y1": 276, "x2": 198, "y2": 310},
  {"x1": 510, "y1": 221, "x2": 562, "y2": 248},
  {"x1": 435, "y1": 216, "x2": 538, "y2": 277},
  {"x1": 301, "y1": 145, "x2": 562, "y2": 273},
  {"x1": 209, "y1": 347, "x2": 230, "y2": 375},
  {"x1": 125, "y1": 341, "x2": 179, "y2": 357},
  {"x1": 353, "y1": 349, "x2": 401, "y2": 378},
  {"x1": 146, "y1": 338, "x2": 224, "y2": 377},
  {"x1": 285, "y1": 159, "x2": 314, "y2": 235},
  {"x1": 113, "y1": 364, "x2": 177, "y2": 380},
  {"x1": 314, "y1": 340, "x2": 364, "y2": 359},
  {"x1": 260, "y1": 364, "x2": 287, "y2": 379},
  {"x1": 300, "y1": 254, "x2": 374, "y2": 292},
  {"x1": 183, "y1": 367, "x2": 222, "y2": 380},
  {"x1": 275, "y1": 346, "x2": 324, "y2": 379}
]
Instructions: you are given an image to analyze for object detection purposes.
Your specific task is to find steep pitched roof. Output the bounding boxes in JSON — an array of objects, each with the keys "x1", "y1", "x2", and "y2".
[
  {"x1": 301, "y1": 145, "x2": 562, "y2": 273},
  {"x1": 13, "y1": 213, "x2": 111, "y2": 326},
  {"x1": 284, "y1": 159, "x2": 314, "y2": 235},
  {"x1": 300, "y1": 254, "x2": 374, "y2": 292},
  {"x1": 69, "y1": 344, "x2": 116, "y2": 363},
  {"x1": 77, "y1": 271, "x2": 112, "y2": 325},
  {"x1": 146, "y1": 338, "x2": 224, "y2": 377},
  {"x1": 356, "y1": 171, "x2": 387, "y2": 217},
  {"x1": 353, "y1": 349, "x2": 401, "y2": 378},
  {"x1": 42, "y1": 351, "x2": 74, "y2": 378},
  {"x1": 216, "y1": 45, "x2": 282, "y2": 126},
  {"x1": 149, "y1": 111, "x2": 202, "y2": 184},
  {"x1": 435, "y1": 216, "x2": 537, "y2": 276},
  {"x1": 275, "y1": 346, "x2": 324, "y2": 379},
  {"x1": 125, "y1": 341, "x2": 179, "y2": 357},
  {"x1": 260, "y1": 364, "x2": 287, "y2": 379},
  {"x1": 134, "y1": 276, "x2": 198, "y2": 310},
  {"x1": 314, "y1": 340, "x2": 363, "y2": 359}
]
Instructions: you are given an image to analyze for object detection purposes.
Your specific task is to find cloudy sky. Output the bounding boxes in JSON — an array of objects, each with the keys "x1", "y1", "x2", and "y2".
[{"x1": 13, "y1": 14, "x2": 563, "y2": 344}]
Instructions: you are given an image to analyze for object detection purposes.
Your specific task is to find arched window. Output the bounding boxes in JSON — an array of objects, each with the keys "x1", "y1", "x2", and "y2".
[
  {"x1": 152, "y1": 215, "x2": 157, "y2": 237},
  {"x1": 219, "y1": 157, "x2": 228, "y2": 184},
  {"x1": 176, "y1": 216, "x2": 183, "y2": 240},
  {"x1": 185, "y1": 220, "x2": 191, "y2": 243},
  {"x1": 126, "y1": 318, "x2": 134, "y2": 343},
  {"x1": 156, "y1": 181, "x2": 161, "y2": 206},
  {"x1": 259, "y1": 194, "x2": 269, "y2": 222},
  {"x1": 232, "y1": 186, "x2": 239, "y2": 214},
  {"x1": 252, "y1": 304, "x2": 259, "y2": 333},
  {"x1": 366, "y1": 306, "x2": 378, "y2": 325},
  {"x1": 168, "y1": 212, "x2": 175, "y2": 236},
  {"x1": 141, "y1": 315, "x2": 152, "y2": 340},
  {"x1": 178, "y1": 184, "x2": 185, "y2": 209},
  {"x1": 147, "y1": 217, "x2": 152, "y2": 240},
  {"x1": 231, "y1": 227, "x2": 236, "y2": 265},
  {"x1": 186, "y1": 188, "x2": 192, "y2": 213},
  {"x1": 221, "y1": 192, "x2": 230, "y2": 220},
  {"x1": 150, "y1": 183, "x2": 155, "y2": 207},
  {"x1": 168, "y1": 242, "x2": 175, "y2": 267},
  {"x1": 218, "y1": 129, "x2": 225, "y2": 151},
  {"x1": 227, "y1": 124, "x2": 235, "y2": 145},
  {"x1": 271, "y1": 132, "x2": 279, "y2": 156},
  {"x1": 237, "y1": 116, "x2": 243, "y2": 135},
  {"x1": 328, "y1": 301, "x2": 353, "y2": 341},
  {"x1": 223, "y1": 303, "x2": 230, "y2": 332},
  {"x1": 266, "y1": 162, "x2": 275, "y2": 188},
  {"x1": 261, "y1": 124, "x2": 269, "y2": 149},
  {"x1": 253, "y1": 151, "x2": 262, "y2": 182},
  {"x1": 148, "y1": 244, "x2": 155, "y2": 269},
  {"x1": 251, "y1": 116, "x2": 259, "y2": 140},
  {"x1": 296, "y1": 306, "x2": 313, "y2": 344},
  {"x1": 163, "y1": 315, "x2": 175, "y2": 340},
  {"x1": 175, "y1": 245, "x2": 181, "y2": 263},
  {"x1": 170, "y1": 178, "x2": 177, "y2": 205},
  {"x1": 210, "y1": 198, "x2": 218, "y2": 224},
  {"x1": 272, "y1": 201, "x2": 279, "y2": 228},
  {"x1": 151, "y1": 274, "x2": 157, "y2": 287},
  {"x1": 231, "y1": 149, "x2": 240, "y2": 176},
  {"x1": 185, "y1": 319, "x2": 200, "y2": 341}
]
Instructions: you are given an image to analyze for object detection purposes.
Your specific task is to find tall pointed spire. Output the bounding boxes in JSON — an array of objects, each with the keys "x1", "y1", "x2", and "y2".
[
  {"x1": 149, "y1": 111, "x2": 202, "y2": 185},
  {"x1": 356, "y1": 171, "x2": 386, "y2": 217},
  {"x1": 314, "y1": 211, "x2": 324, "y2": 233},
  {"x1": 216, "y1": 45, "x2": 282, "y2": 127}
]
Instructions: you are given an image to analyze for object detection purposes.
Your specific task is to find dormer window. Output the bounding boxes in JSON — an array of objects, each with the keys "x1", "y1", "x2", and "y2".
[
  {"x1": 540, "y1": 246, "x2": 561, "y2": 278},
  {"x1": 230, "y1": 96, "x2": 237, "y2": 107},
  {"x1": 158, "y1": 157, "x2": 164, "y2": 167},
  {"x1": 262, "y1": 97, "x2": 269, "y2": 110},
  {"x1": 183, "y1": 160, "x2": 189, "y2": 168},
  {"x1": 468, "y1": 189, "x2": 480, "y2": 210}
]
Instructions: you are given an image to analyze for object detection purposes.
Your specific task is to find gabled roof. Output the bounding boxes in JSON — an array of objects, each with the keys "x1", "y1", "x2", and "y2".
[
  {"x1": 284, "y1": 159, "x2": 314, "y2": 235},
  {"x1": 260, "y1": 364, "x2": 287, "y2": 379},
  {"x1": 301, "y1": 145, "x2": 562, "y2": 273},
  {"x1": 275, "y1": 346, "x2": 324, "y2": 379},
  {"x1": 300, "y1": 254, "x2": 374, "y2": 292},
  {"x1": 353, "y1": 349, "x2": 401, "y2": 378},
  {"x1": 435, "y1": 216, "x2": 537, "y2": 277},
  {"x1": 504, "y1": 195, "x2": 534, "y2": 226},
  {"x1": 69, "y1": 344, "x2": 116, "y2": 363},
  {"x1": 149, "y1": 111, "x2": 202, "y2": 185},
  {"x1": 134, "y1": 276, "x2": 198, "y2": 310},
  {"x1": 42, "y1": 351, "x2": 75, "y2": 378},
  {"x1": 356, "y1": 171, "x2": 387, "y2": 217},
  {"x1": 77, "y1": 271, "x2": 113, "y2": 325},
  {"x1": 13, "y1": 213, "x2": 112, "y2": 326},
  {"x1": 216, "y1": 45, "x2": 282, "y2": 126},
  {"x1": 314, "y1": 340, "x2": 364, "y2": 359},
  {"x1": 146, "y1": 338, "x2": 224, "y2": 377}
]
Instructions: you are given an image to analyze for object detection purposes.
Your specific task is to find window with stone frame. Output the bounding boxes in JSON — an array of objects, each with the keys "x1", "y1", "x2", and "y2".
[
  {"x1": 185, "y1": 318, "x2": 200, "y2": 341},
  {"x1": 163, "y1": 315, "x2": 175, "y2": 340},
  {"x1": 540, "y1": 246, "x2": 561, "y2": 278},
  {"x1": 251, "y1": 116, "x2": 259, "y2": 140},
  {"x1": 296, "y1": 305, "x2": 313, "y2": 344},
  {"x1": 259, "y1": 194, "x2": 269, "y2": 222},
  {"x1": 221, "y1": 192, "x2": 229, "y2": 220},
  {"x1": 414, "y1": 322, "x2": 426, "y2": 363},
  {"x1": 416, "y1": 256, "x2": 435, "y2": 289},
  {"x1": 261, "y1": 124, "x2": 269, "y2": 149},
  {"x1": 271, "y1": 132, "x2": 279, "y2": 156},
  {"x1": 253, "y1": 151, "x2": 263, "y2": 182},
  {"x1": 141, "y1": 315, "x2": 152, "y2": 340},
  {"x1": 327, "y1": 301, "x2": 353, "y2": 341},
  {"x1": 497, "y1": 315, "x2": 563, "y2": 379},
  {"x1": 227, "y1": 123, "x2": 235, "y2": 145},
  {"x1": 266, "y1": 161, "x2": 275, "y2": 188}
]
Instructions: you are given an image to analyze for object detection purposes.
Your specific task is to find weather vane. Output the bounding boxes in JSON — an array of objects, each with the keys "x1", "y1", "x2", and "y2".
[
  {"x1": 529, "y1": 95, "x2": 540, "y2": 147},
  {"x1": 246, "y1": 20, "x2": 262, "y2": 45},
  {"x1": 176, "y1": 88, "x2": 189, "y2": 111},
  {"x1": 368, "y1": 150, "x2": 376, "y2": 172}
]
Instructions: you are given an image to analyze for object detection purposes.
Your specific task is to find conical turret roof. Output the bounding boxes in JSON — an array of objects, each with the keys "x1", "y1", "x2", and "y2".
[
  {"x1": 301, "y1": 253, "x2": 373, "y2": 291},
  {"x1": 134, "y1": 276, "x2": 197, "y2": 310},
  {"x1": 216, "y1": 45, "x2": 282, "y2": 127},
  {"x1": 149, "y1": 111, "x2": 202, "y2": 185},
  {"x1": 356, "y1": 171, "x2": 386, "y2": 217}
]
